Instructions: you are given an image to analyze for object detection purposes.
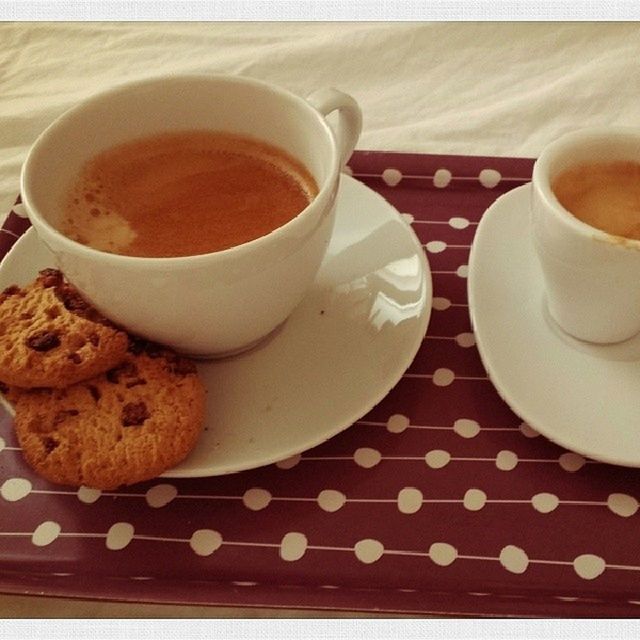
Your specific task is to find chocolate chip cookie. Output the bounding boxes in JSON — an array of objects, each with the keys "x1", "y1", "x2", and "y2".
[
  {"x1": 11, "y1": 343, "x2": 205, "y2": 489},
  {"x1": 0, "y1": 269, "x2": 129, "y2": 388}
]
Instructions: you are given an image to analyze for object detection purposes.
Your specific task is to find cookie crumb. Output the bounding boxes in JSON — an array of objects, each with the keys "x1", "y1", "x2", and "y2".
[{"x1": 168, "y1": 356, "x2": 197, "y2": 376}]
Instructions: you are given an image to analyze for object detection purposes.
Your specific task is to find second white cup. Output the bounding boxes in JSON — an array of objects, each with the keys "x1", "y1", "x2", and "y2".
[{"x1": 531, "y1": 128, "x2": 640, "y2": 344}]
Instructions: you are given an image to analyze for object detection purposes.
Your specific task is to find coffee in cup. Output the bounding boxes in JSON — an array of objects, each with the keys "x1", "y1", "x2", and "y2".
[
  {"x1": 531, "y1": 128, "x2": 640, "y2": 344},
  {"x1": 551, "y1": 160, "x2": 640, "y2": 241},
  {"x1": 60, "y1": 131, "x2": 319, "y2": 258}
]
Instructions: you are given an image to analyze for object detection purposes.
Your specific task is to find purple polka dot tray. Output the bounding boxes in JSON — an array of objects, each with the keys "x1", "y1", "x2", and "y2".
[{"x1": 1, "y1": 151, "x2": 640, "y2": 618}]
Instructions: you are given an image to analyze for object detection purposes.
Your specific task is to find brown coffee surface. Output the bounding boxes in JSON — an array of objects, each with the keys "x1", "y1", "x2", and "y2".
[
  {"x1": 552, "y1": 161, "x2": 640, "y2": 240},
  {"x1": 60, "y1": 131, "x2": 318, "y2": 257}
]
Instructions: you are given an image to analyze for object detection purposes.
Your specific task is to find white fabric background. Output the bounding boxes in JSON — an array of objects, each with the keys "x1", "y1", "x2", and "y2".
[
  {"x1": 1, "y1": 20, "x2": 639, "y2": 619},
  {"x1": 1, "y1": 21, "x2": 640, "y2": 216}
]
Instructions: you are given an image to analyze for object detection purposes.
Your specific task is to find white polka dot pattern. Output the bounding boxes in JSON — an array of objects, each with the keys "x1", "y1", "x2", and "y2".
[
  {"x1": 496, "y1": 450, "x2": 518, "y2": 471},
  {"x1": 275, "y1": 454, "x2": 301, "y2": 470},
  {"x1": 429, "y1": 542, "x2": 457, "y2": 566},
  {"x1": 11, "y1": 203, "x2": 28, "y2": 218},
  {"x1": 280, "y1": 532, "x2": 307, "y2": 561},
  {"x1": 425, "y1": 450, "x2": 451, "y2": 469},
  {"x1": 478, "y1": 169, "x2": 502, "y2": 188},
  {"x1": 607, "y1": 494, "x2": 638, "y2": 517},
  {"x1": 382, "y1": 168, "x2": 402, "y2": 187},
  {"x1": 243, "y1": 488, "x2": 272, "y2": 511},
  {"x1": 433, "y1": 169, "x2": 452, "y2": 188},
  {"x1": 1, "y1": 478, "x2": 32, "y2": 502},
  {"x1": 146, "y1": 484, "x2": 178, "y2": 508},
  {"x1": 518, "y1": 422, "x2": 540, "y2": 438},
  {"x1": 426, "y1": 240, "x2": 447, "y2": 254},
  {"x1": 558, "y1": 453, "x2": 586, "y2": 472},
  {"x1": 432, "y1": 368, "x2": 455, "y2": 387},
  {"x1": 455, "y1": 333, "x2": 476, "y2": 348},
  {"x1": 354, "y1": 539, "x2": 384, "y2": 564},
  {"x1": 106, "y1": 523, "x2": 134, "y2": 551},
  {"x1": 190, "y1": 530, "x2": 222, "y2": 557},
  {"x1": 32, "y1": 521, "x2": 61, "y2": 547},
  {"x1": 317, "y1": 490, "x2": 346, "y2": 513},
  {"x1": 432, "y1": 297, "x2": 452, "y2": 311},
  {"x1": 401, "y1": 213, "x2": 414, "y2": 224},
  {"x1": 354, "y1": 448, "x2": 382, "y2": 468},
  {"x1": 453, "y1": 419, "x2": 480, "y2": 438},
  {"x1": 573, "y1": 554, "x2": 606, "y2": 580},
  {"x1": 397, "y1": 488, "x2": 423, "y2": 514},
  {"x1": 449, "y1": 217, "x2": 470, "y2": 229},
  {"x1": 531, "y1": 493, "x2": 560, "y2": 514},
  {"x1": 386, "y1": 414, "x2": 410, "y2": 433},
  {"x1": 500, "y1": 546, "x2": 529, "y2": 574},
  {"x1": 77, "y1": 486, "x2": 101, "y2": 504},
  {"x1": 463, "y1": 489, "x2": 487, "y2": 511}
]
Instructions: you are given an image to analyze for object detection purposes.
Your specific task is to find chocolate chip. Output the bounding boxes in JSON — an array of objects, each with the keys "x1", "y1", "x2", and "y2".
[
  {"x1": 106, "y1": 361, "x2": 138, "y2": 383},
  {"x1": 0, "y1": 284, "x2": 22, "y2": 304},
  {"x1": 38, "y1": 268, "x2": 63, "y2": 288},
  {"x1": 145, "y1": 343, "x2": 164, "y2": 359},
  {"x1": 2, "y1": 285, "x2": 20, "y2": 296},
  {"x1": 127, "y1": 336, "x2": 166, "y2": 357},
  {"x1": 168, "y1": 356, "x2": 197, "y2": 376},
  {"x1": 0, "y1": 381, "x2": 9, "y2": 394},
  {"x1": 54, "y1": 283, "x2": 112, "y2": 327},
  {"x1": 88, "y1": 333, "x2": 100, "y2": 347},
  {"x1": 43, "y1": 437, "x2": 59, "y2": 453},
  {"x1": 86, "y1": 384, "x2": 101, "y2": 402},
  {"x1": 53, "y1": 409, "x2": 79, "y2": 425},
  {"x1": 56, "y1": 284, "x2": 89, "y2": 313},
  {"x1": 68, "y1": 352, "x2": 83, "y2": 364},
  {"x1": 26, "y1": 330, "x2": 61, "y2": 352},
  {"x1": 122, "y1": 401, "x2": 150, "y2": 427},
  {"x1": 127, "y1": 336, "x2": 147, "y2": 355}
]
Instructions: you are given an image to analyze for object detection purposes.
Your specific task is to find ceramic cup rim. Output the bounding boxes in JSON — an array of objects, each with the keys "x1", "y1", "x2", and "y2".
[
  {"x1": 20, "y1": 73, "x2": 341, "y2": 268},
  {"x1": 532, "y1": 126, "x2": 640, "y2": 248}
]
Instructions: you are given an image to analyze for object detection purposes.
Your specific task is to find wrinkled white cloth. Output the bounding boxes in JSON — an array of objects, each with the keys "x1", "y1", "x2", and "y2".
[{"x1": 1, "y1": 21, "x2": 639, "y2": 218}]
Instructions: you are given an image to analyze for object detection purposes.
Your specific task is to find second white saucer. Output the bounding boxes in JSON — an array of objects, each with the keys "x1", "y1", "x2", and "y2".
[{"x1": 468, "y1": 184, "x2": 640, "y2": 467}]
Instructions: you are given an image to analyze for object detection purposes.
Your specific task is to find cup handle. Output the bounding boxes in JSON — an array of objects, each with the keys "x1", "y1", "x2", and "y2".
[{"x1": 306, "y1": 88, "x2": 362, "y2": 168}]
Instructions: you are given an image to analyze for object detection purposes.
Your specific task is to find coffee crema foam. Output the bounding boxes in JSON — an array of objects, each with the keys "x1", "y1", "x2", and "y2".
[
  {"x1": 60, "y1": 131, "x2": 319, "y2": 257},
  {"x1": 552, "y1": 160, "x2": 640, "y2": 241}
]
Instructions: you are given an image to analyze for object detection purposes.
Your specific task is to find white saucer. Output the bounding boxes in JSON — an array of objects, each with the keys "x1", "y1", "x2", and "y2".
[
  {"x1": 468, "y1": 184, "x2": 640, "y2": 467},
  {"x1": 0, "y1": 175, "x2": 432, "y2": 477}
]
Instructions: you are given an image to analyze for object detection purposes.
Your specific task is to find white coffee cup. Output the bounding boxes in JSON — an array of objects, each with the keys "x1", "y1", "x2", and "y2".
[
  {"x1": 20, "y1": 74, "x2": 362, "y2": 356},
  {"x1": 531, "y1": 128, "x2": 640, "y2": 344}
]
